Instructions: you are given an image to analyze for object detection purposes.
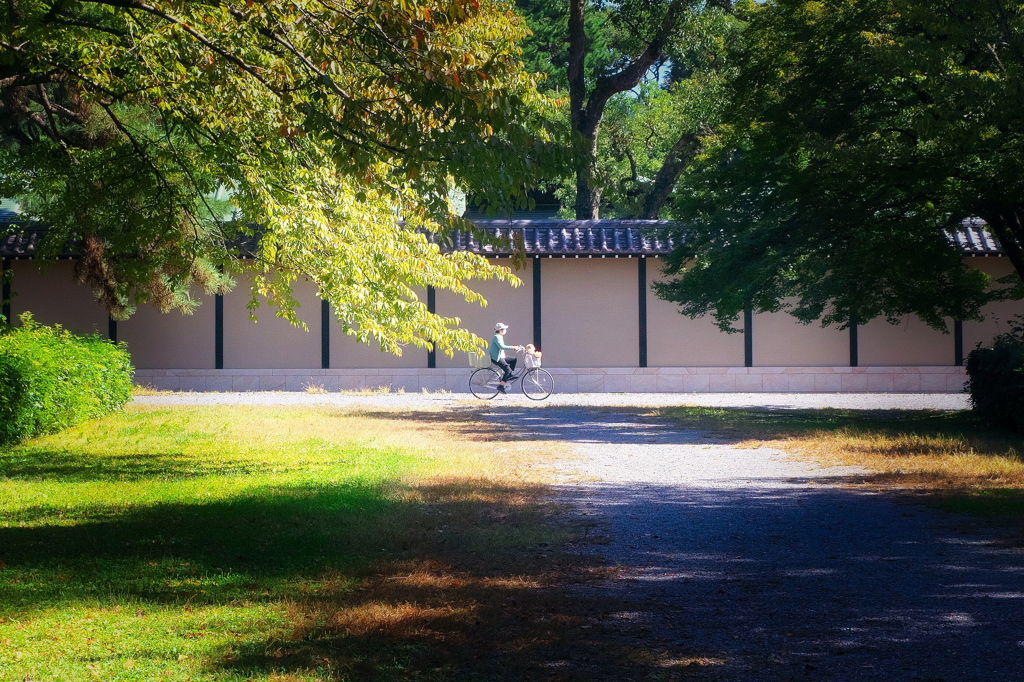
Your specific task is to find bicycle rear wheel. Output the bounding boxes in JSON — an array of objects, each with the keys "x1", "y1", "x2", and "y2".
[
  {"x1": 522, "y1": 368, "x2": 553, "y2": 400},
  {"x1": 470, "y1": 367, "x2": 501, "y2": 399}
]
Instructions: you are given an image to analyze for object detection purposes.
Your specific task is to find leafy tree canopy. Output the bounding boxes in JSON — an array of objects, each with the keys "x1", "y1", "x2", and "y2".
[
  {"x1": 515, "y1": 0, "x2": 616, "y2": 94},
  {"x1": 595, "y1": 6, "x2": 740, "y2": 218},
  {"x1": 1, "y1": 0, "x2": 561, "y2": 355},
  {"x1": 514, "y1": 0, "x2": 745, "y2": 219},
  {"x1": 659, "y1": 0, "x2": 1024, "y2": 332}
]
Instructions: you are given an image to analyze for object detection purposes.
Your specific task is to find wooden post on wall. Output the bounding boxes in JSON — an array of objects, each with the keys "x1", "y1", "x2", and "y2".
[
  {"x1": 533, "y1": 257, "x2": 542, "y2": 349},
  {"x1": 1, "y1": 258, "x2": 10, "y2": 324},
  {"x1": 954, "y1": 320, "x2": 964, "y2": 366},
  {"x1": 215, "y1": 293, "x2": 224, "y2": 369},
  {"x1": 321, "y1": 299, "x2": 331, "y2": 369},
  {"x1": 743, "y1": 309, "x2": 753, "y2": 367},
  {"x1": 849, "y1": 315, "x2": 859, "y2": 367},
  {"x1": 638, "y1": 256, "x2": 648, "y2": 368},
  {"x1": 426, "y1": 285, "x2": 436, "y2": 369}
]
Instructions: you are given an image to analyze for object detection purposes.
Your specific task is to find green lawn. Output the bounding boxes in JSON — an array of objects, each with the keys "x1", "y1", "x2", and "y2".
[{"x1": 0, "y1": 405, "x2": 580, "y2": 682}]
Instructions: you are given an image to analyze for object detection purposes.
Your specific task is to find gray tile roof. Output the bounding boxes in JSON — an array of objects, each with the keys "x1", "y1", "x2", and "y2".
[
  {"x1": 950, "y1": 218, "x2": 1004, "y2": 255},
  {"x1": 1, "y1": 221, "x2": 78, "y2": 258},
  {"x1": 441, "y1": 219, "x2": 677, "y2": 255},
  {"x1": 0, "y1": 217, "x2": 1007, "y2": 258}
]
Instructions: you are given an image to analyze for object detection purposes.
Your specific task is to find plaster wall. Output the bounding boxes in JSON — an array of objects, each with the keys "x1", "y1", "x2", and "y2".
[
  {"x1": 119, "y1": 292, "x2": 215, "y2": 369},
  {"x1": 858, "y1": 315, "x2": 954, "y2": 366},
  {"x1": 541, "y1": 257, "x2": 638, "y2": 367},
  {"x1": 645, "y1": 258, "x2": 745, "y2": 366},
  {"x1": 223, "y1": 272, "x2": 320, "y2": 369},
  {"x1": 11, "y1": 254, "x2": 1024, "y2": 377},
  {"x1": 752, "y1": 304, "x2": 849, "y2": 367},
  {"x1": 963, "y1": 257, "x2": 1024, "y2": 351},
  {"x1": 328, "y1": 288, "x2": 427, "y2": 369},
  {"x1": 9, "y1": 260, "x2": 108, "y2": 336},
  {"x1": 434, "y1": 258, "x2": 532, "y2": 369}
]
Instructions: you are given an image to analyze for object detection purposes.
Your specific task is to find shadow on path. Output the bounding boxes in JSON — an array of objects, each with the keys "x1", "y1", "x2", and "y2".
[
  {"x1": 477, "y1": 404, "x2": 1024, "y2": 682},
  {"x1": 356, "y1": 404, "x2": 711, "y2": 446}
]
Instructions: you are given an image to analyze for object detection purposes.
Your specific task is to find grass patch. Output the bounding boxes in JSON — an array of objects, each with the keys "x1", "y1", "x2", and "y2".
[
  {"x1": 658, "y1": 405, "x2": 1024, "y2": 526},
  {"x1": 0, "y1": 405, "x2": 675, "y2": 681}
]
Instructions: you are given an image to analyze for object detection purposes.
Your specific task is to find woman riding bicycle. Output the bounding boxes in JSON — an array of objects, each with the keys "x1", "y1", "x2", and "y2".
[
  {"x1": 490, "y1": 323, "x2": 523, "y2": 394},
  {"x1": 470, "y1": 324, "x2": 552, "y2": 400}
]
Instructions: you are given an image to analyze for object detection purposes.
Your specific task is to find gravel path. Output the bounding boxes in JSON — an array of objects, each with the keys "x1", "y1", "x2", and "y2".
[
  {"x1": 473, "y1": 403, "x2": 1024, "y2": 682},
  {"x1": 135, "y1": 391, "x2": 1023, "y2": 679},
  {"x1": 134, "y1": 391, "x2": 971, "y2": 411}
]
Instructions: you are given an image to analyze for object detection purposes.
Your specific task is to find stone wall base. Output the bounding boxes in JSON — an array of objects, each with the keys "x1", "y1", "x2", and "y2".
[{"x1": 134, "y1": 366, "x2": 967, "y2": 394}]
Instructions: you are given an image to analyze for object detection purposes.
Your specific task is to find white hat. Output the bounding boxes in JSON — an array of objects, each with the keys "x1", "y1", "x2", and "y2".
[{"x1": 494, "y1": 322, "x2": 508, "y2": 331}]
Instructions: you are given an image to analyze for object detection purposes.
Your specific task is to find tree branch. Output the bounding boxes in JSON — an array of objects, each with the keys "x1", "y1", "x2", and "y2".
[
  {"x1": 50, "y1": 13, "x2": 128, "y2": 37},
  {"x1": 567, "y1": 0, "x2": 587, "y2": 132},
  {"x1": 638, "y1": 131, "x2": 700, "y2": 219},
  {"x1": 581, "y1": 0, "x2": 687, "y2": 136},
  {"x1": 98, "y1": 101, "x2": 174, "y2": 197},
  {"x1": 28, "y1": 84, "x2": 80, "y2": 163},
  {"x1": 29, "y1": 85, "x2": 86, "y2": 124},
  {"x1": 0, "y1": 70, "x2": 66, "y2": 89},
  {"x1": 0, "y1": 39, "x2": 120, "y2": 98}
]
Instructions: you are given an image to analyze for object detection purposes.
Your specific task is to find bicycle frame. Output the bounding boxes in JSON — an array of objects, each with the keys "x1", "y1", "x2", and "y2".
[{"x1": 470, "y1": 349, "x2": 552, "y2": 400}]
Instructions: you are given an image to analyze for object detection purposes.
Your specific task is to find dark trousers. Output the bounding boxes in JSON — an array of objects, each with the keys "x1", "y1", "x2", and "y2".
[{"x1": 493, "y1": 357, "x2": 517, "y2": 382}]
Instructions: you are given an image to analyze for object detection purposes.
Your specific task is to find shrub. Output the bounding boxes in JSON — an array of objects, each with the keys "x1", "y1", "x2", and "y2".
[
  {"x1": 965, "y1": 316, "x2": 1024, "y2": 433},
  {"x1": 0, "y1": 313, "x2": 134, "y2": 445}
]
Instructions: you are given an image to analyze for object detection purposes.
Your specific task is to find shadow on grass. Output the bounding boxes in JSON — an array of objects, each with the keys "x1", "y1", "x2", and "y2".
[
  {"x1": 10, "y1": 404, "x2": 1023, "y2": 680},
  {"x1": 0, "y1": 474, "x2": 699, "y2": 680},
  {"x1": 0, "y1": 480, "x2": 561, "y2": 602},
  {"x1": 0, "y1": 449, "x2": 273, "y2": 481},
  {"x1": 213, "y1": 480, "x2": 1024, "y2": 681},
  {"x1": 218, "y1": 568, "x2": 638, "y2": 682}
]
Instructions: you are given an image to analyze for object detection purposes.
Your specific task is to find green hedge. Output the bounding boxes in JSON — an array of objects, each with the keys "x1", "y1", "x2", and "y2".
[
  {"x1": 965, "y1": 316, "x2": 1024, "y2": 433},
  {"x1": 0, "y1": 313, "x2": 134, "y2": 445}
]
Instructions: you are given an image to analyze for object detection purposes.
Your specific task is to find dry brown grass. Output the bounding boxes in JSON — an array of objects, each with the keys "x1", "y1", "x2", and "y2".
[
  {"x1": 657, "y1": 406, "x2": 1024, "y2": 490},
  {"x1": 337, "y1": 384, "x2": 399, "y2": 395},
  {"x1": 132, "y1": 383, "x2": 175, "y2": 396},
  {"x1": 659, "y1": 406, "x2": 1024, "y2": 534},
  {"x1": 746, "y1": 423, "x2": 1024, "y2": 490},
  {"x1": 243, "y1": 474, "x2": 652, "y2": 681}
]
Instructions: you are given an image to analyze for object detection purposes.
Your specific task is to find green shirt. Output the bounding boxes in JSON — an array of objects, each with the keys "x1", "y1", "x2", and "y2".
[{"x1": 489, "y1": 333, "x2": 513, "y2": 362}]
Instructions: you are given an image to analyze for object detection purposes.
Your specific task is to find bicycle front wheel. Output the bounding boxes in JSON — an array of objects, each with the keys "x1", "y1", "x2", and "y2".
[
  {"x1": 470, "y1": 367, "x2": 501, "y2": 399},
  {"x1": 522, "y1": 368, "x2": 553, "y2": 400}
]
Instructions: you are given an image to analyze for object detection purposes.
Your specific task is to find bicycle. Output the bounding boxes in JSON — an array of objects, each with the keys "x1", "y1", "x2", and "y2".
[{"x1": 469, "y1": 349, "x2": 553, "y2": 400}]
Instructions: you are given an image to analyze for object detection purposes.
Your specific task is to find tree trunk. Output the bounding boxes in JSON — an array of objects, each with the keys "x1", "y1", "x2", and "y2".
[
  {"x1": 637, "y1": 131, "x2": 701, "y2": 219},
  {"x1": 568, "y1": 0, "x2": 598, "y2": 219},
  {"x1": 573, "y1": 127, "x2": 602, "y2": 219}
]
